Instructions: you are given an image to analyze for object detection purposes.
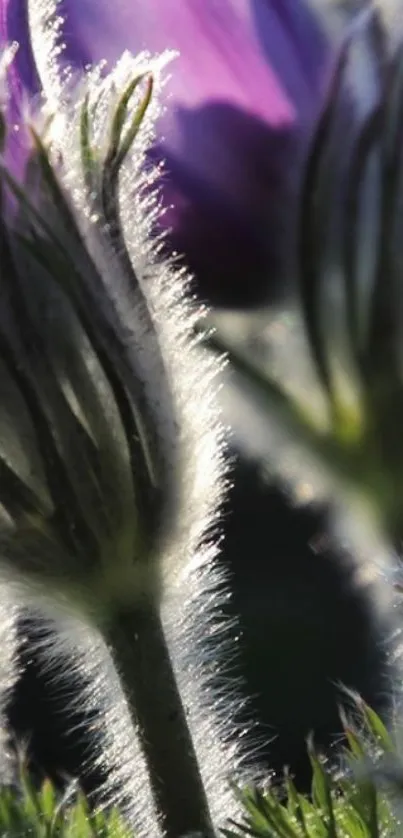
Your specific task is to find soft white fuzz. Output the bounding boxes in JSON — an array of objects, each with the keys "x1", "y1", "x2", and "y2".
[{"x1": 11, "y1": 0, "x2": 261, "y2": 832}]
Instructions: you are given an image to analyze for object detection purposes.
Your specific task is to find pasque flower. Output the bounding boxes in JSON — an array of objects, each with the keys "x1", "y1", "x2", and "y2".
[
  {"x1": 1, "y1": 0, "x2": 329, "y2": 307},
  {"x1": 0, "y1": 1, "x2": 256, "y2": 833}
]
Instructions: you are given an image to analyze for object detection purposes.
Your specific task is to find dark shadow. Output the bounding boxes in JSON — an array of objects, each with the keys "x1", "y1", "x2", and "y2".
[{"x1": 217, "y1": 451, "x2": 391, "y2": 789}]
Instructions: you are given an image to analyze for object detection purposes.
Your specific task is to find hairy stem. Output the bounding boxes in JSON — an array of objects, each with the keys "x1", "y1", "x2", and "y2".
[{"x1": 105, "y1": 604, "x2": 215, "y2": 837}]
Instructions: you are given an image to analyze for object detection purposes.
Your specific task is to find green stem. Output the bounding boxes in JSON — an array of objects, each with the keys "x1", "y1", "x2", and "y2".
[{"x1": 105, "y1": 604, "x2": 215, "y2": 837}]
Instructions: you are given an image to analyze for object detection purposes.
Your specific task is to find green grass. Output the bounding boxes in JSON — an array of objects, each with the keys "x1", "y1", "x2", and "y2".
[
  {"x1": 225, "y1": 703, "x2": 400, "y2": 838},
  {"x1": 1, "y1": 702, "x2": 402, "y2": 837},
  {"x1": 0, "y1": 774, "x2": 129, "y2": 837}
]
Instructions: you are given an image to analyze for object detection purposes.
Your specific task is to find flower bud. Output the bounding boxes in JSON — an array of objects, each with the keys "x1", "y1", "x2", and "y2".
[{"x1": 0, "y1": 43, "x2": 225, "y2": 624}]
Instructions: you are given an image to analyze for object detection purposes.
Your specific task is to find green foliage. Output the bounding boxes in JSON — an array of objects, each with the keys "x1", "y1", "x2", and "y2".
[
  {"x1": 1, "y1": 704, "x2": 402, "y2": 837},
  {"x1": 0, "y1": 772, "x2": 129, "y2": 838},
  {"x1": 224, "y1": 702, "x2": 401, "y2": 838}
]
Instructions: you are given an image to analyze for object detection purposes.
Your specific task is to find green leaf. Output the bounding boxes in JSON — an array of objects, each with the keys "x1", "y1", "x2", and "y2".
[
  {"x1": 309, "y1": 745, "x2": 338, "y2": 838},
  {"x1": 362, "y1": 702, "x2": 395, "y2": 753}
]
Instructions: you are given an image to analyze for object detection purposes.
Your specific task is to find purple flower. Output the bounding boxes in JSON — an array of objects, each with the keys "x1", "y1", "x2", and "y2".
[{"x1": 1, "y1": 0, "x2": 330, "y2": 307}]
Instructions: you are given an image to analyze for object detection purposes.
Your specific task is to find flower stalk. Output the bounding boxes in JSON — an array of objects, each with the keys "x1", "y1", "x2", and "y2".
[{"x1": 105, "y1": 604, "x2": 215, "y2": 837}]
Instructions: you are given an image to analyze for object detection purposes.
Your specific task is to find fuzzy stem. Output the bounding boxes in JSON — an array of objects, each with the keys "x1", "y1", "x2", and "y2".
[{"x1": 105, "y1": 604, "x2": 215, "y2": 838}]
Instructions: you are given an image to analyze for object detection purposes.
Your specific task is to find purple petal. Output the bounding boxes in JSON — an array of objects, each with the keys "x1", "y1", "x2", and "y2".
[
  {"x1": 0, "y1": 0, "x2": 92, "y2": 178},
  {"x1": 1, "y1": 0, "x2": 37, "y2": 93},
  {"x1": 250, "y1": 0, "x2": 329, "y2": 106},
  {"x1": 0, "y1": 0, "x2": 35, "y2": 176},
  {"x1": 1, "y1": 0, "x2": 92, "y2": 87},
  {"x1": 151, "y1": 103, "x2": 299, "y2": 306},
  {"x1": 69, "y1": 0, "x2": 330, "y2": 306},
  {"x1": 1, "y1": 0, "x2": 331, "y2": 306},
  {"x1": 62, "y1": 0, "x2": 330, "y2": 306},
  {"x1": 55, "y1": 0, "x2": 300, "y2": 121}
]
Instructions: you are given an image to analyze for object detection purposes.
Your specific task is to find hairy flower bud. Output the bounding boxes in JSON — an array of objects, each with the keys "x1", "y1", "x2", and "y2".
[
  {"x1": 0, "y1": 581, "x2": 17, "y2": 781},
  {"x1": 0, "y1": 2, "x2": 256, "y2": 833},
  {"x1": 0, "y1": 46, "x2": 226, "y2": 624}
]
